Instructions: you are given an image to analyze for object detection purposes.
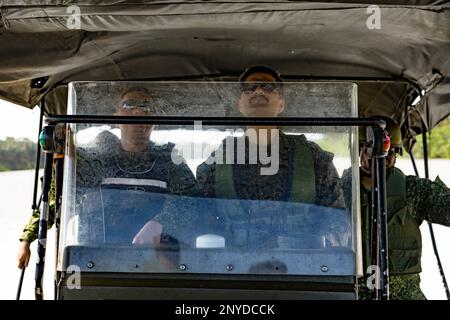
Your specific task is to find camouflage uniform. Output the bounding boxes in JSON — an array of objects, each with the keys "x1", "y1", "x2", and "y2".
[
  {"x1": 19, "y1": 174, "x2": 56, "y2": 243},
  {"x1": 21, "y1": 131, "x2": 196, "y2": 244},
  {"x1": 342, "y1": 167, "x2": 450, "y2": 300},
  {"x1": 154, "y1": 132, "x2": 349, "y2": 248},
  {"x1": 196, "y1": 132, "x2": 344, "y2": 208},
  {"x1": 76, "y1": 131, "x2": 195, "y2": 194},
  {"x1": 358, "y1": 274, "x2": 426, "y2": 300},
  {"x1": 75, "y1": 131, "x2": 196, "y2": 244}
]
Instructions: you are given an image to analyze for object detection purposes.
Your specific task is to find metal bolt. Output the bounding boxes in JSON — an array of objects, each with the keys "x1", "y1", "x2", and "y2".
[
  {"x1": 179, "y1": 264, "x2": 187, "y2": 271},
  {"x1": 87, "y1": 261, "x2": 94, "y2": 269},
  {"x1": 226, "y1": 264, "x2": 233, "y2": 271},
  {"x1": 321, "y1": 265, "x2": 328, "y2": 272}
]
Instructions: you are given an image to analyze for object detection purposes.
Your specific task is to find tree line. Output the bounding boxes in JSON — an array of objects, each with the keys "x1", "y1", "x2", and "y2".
[
  {"x1": 0, "y1": 118, "x2": 448, "y2": 172},
  {"x1": 410, "y1": 116, "x2": 450, "y2": 159},
  {"x1": 0, "y1": 137, "x2": 43, "y2": 171}
]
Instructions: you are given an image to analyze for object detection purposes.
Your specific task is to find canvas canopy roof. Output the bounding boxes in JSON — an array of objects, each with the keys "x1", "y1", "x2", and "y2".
[{"x1": 0, "y1": 1, "x2": 449, "y2": 145}]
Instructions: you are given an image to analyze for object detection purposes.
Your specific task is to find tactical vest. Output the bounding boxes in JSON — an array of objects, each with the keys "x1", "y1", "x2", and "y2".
[
  {"x1": 361, "y1": 167, "x2": 422, "y2": 275},
  {"x1": 213, "y1": 134, "x2": 317, "y2": 249},
  {"x1": 215, "y1": 134, "x2": 316, "y2": 202}
]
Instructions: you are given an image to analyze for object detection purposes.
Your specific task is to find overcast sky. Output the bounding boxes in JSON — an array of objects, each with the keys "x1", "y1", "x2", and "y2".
[{"x1": 0, "y1": 99, "x2": 41, "y2": 141}]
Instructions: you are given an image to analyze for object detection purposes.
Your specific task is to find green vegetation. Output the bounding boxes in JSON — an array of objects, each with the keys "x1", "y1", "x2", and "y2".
[
  {"x1": 315, "y1": 116, "x2": 449, "y2": 160},
  {"x1": 1, "y1": 117, "x2": 447, "y2": 173},
  {"x1": 0, "y1": 137, "x2": 42, "y2": 171},
  {"x1": 410, "y1": 116, "x2": 450, "y2": 159},
  {"x1": 316, "y1": 134, "x2": 349, "y2": 157}
]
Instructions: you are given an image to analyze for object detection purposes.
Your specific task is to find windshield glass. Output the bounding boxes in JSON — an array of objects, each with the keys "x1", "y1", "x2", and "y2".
[{"x1": 59, "y1": 81, "x2": 360, "y2": 277}]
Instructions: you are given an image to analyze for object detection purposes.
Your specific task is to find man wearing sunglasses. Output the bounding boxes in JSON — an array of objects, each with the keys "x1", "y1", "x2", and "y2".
[
  {"x1": 134, "y1": 66, "x2": 348, "y2": 252},
  {"x1": 197, "y1": 65, "x2": 344, "y2": 204},
  {"x1": 111, "y1": 89, "x2": 162, "y2": 152},
  {"x1": 197, "y1": 66, "x2": 348, "y2": 250},
  {"x1": 342, "y1": 117, "x2": 450, "y2": 299},
  {"x1": 77, "y1": 86, "x2": 194, "y2": 192},
  {"x1": 81, "y1": 87, "x2": 197, "y2": 244},
  {"x1": 238, "y1": 67, "x2": 285, "y2": 119},
  {"x1": 18, "y1": 87, "x2": 196, "y2": 262}
]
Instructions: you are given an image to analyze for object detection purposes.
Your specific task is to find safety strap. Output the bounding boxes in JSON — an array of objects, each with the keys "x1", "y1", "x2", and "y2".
[{"x1": 290, "y1": 135, "x2": 315, "y2": 203}]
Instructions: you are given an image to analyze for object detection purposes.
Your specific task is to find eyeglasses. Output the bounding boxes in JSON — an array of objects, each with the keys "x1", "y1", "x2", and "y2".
[
  {"x1": 240, "y1": 82, "x2": 281, "y2": 94},
  {"x1": 120, "y1": 99, "x2": 154, "y2": 113}
]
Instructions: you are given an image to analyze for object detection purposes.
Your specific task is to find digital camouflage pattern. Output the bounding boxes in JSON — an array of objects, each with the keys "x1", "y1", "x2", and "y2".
[
  {"x1": 74, "y1": 131, "x2": 196, "y2": 244},
  {"x1": 20, "y1": 174, "x2": 56, "y2": 243},
  {"x1": 75, "y1": 131, "x2": 196, "y2": 194},
  {"x1": 358, "y1": 274, "x2": 426, "y2": 300},
  {"x1": 196, "y1": 132, "x2": 345, "y2": 208},
  {"x1": 21, "y1": 131, "x2": 196, "y2": 244},
  {"x1": 154, "y1": 132, "x2": 351, "y2": 249},
  {"x1": 342, "y1": 167, "x2": 450, "y2": 300},
  {"x1": 405, "y1": 175, "x2": 450, "y2": 226}
]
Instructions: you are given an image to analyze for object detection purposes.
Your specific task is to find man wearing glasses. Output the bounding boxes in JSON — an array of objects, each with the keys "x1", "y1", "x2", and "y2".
[
  {"x1": 77, "y1": 86, "x2": 195, "y2": 191},
  {"x1": 77, "y1": 87, "x2": 196, "y2": 244},
  {"x1": 196, "y1": 65, "x2": 345, "y2": 208},
  {"x1": 194, "y1": 65, "x2": 348, "y2": 250},
  {"x1": 18, "y1": 87, "x2": 196, "y2": 263},
  {"x1": 137, "y1": 66, "x2": 349, "y2": 251}
]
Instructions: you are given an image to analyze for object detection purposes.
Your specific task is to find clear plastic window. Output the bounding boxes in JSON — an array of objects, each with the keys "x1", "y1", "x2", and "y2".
[{"x1": 59, "y1": 81, "x2": 360, "y2": 276}]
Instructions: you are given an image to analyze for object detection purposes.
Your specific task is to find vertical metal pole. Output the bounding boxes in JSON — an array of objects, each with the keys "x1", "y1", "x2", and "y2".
[
  {"x1": 16, "y1": 266, "x2": 26, "y2": 300},
  {"x1": 376, "y1": 156, "x2": 388, "y2": 300},
  {"x1": 370, "y1": 126, "x2": 389, "y2": 300},
  {"x1": 32, "y1": 104, "x2": 45, "y2": 210},
  {"x1": 35, "y1": 152, "x2": 53, "y2": 300},
  {"x1": 54, "y1": 156, "x2": 63, "y2": 242},
  {"x1": 408, "y1": 150, "x2": 420, "y2": 177},
  {"x1": 370, "y1": 157, "x2": 380, "y2": 300},
  {"x1": 422, "y1": 129, "x2": 429, "y2": 179},
  {"x1": 53, "y1": 156, "x2": 64, "y2": 297}
]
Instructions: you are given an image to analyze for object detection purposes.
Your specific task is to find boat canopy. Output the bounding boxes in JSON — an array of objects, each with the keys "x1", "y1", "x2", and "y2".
[{"x1": 0, "y1": 1, "x2": 449, "y2": 147}]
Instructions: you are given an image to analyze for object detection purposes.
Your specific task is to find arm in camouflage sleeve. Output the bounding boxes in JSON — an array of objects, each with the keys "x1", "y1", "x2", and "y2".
[
  {"x1": 151, "y1": 164, "x2": 225, "y2": 247},
  {"x1": 303, "y1": 141, "x2": 350, "y2": 246},
  {"x1": 148, "y1": 155, "x2": 216, "y2": 244},
  {"x1": 19, "y1": 173, "x2": 56, "y2": 243},
  {"x1": 195, "y1": 160, "x2": 216, "y2": 198},
  {"x1": 406, "y1": 175, "x2": 450, "y2": 226},
  {"x1": 340, "y1": 168, "x2": 353, "y2": 212},
  {"x1": 308, "y1": 142, "x2": 346, "y2": 209},
  {"x1": 136, "y1": 147, "x2": 197, "y2": 245},
  {"x1": 167, "y1": 148, "x2": 197, "y2": 196}
]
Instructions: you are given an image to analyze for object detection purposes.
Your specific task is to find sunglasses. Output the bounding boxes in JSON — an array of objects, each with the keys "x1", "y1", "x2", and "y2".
[
  {"x1": 120, "y1": 99, "x2": 154, "y2": 112},
  {"x1": 240, "y1": 82, "x2": 281, "y2": 94}
]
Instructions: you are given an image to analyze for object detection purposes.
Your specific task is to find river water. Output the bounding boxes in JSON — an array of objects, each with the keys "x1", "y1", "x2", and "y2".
[{"x1": 0, "y1": 160, "x2": 449, "y2": 300}]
